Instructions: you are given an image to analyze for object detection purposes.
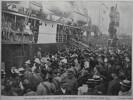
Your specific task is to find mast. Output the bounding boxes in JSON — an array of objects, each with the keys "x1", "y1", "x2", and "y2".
[{"x1": 108, "y1": 2, "x2": 120, "y2": 47}]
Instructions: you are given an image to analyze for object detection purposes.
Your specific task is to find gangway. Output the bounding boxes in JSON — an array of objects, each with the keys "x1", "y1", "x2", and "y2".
[{"x1": 69, "y1": 38, "x2": 89, "y2": 50}]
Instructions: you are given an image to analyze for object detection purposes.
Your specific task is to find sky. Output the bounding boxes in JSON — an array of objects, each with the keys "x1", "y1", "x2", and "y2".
[{"x1": 42, "y1": 1, "x2": 133, "y2": 36}]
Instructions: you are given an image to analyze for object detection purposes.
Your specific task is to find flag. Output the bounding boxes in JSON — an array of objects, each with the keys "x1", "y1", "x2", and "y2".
[{"x1": 24, "y1": 6, "x2": 32, "y2": 25}]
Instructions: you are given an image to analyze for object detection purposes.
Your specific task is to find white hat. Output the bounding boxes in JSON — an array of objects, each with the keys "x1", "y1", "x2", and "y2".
[
  {"x1": 99, "y1": 48, "x2": 102, "y2": 50},
  {"x1": 61, "y1": 58, "x2": 67, "y2": 64},
  {"x1": 11, "y1": 67, "x2": 19, "y2": 74},
  {"x1": 41, "y1": 57, "x2": 48, "y2": 63},
  {"x1": 18, "y1": 67, "x2": 25, "y2": 72},
  {"x1": 104, "y1": 58, "x2": 108, "y2": 63},
  {"x1": 52, "y1": 55, "x2": 55, "y2": 59},
  {"x1": 32, "y1": 64, "x2": 37, "y2": 72},
  {"x1": 14, "y1": 69, "x2": 20, "y2": 74},
  {"x1": 1, "y1": 69, "x2": 4, "y2": 72},
  {"x1": 25, "y1": 60, "x2": 31, "y2": 64},
  {"x1": 93, "y1": 75, "x2": 100, "y2": 79},
  {"x1": 125, "y1": 57, "x2": 130, "y2": 62},
  {"x1": 34, "y1": 58, "x2": 41, "y2": 64},
  {"x1": 1, "y1": 69, "x2": 6, "y2": 74},
  {"x1": 60, "y1": 57, "x2": 65, "y2": 59},
  {"x1": 120, "y1": 80, "x2": 131, "y2": 88}
]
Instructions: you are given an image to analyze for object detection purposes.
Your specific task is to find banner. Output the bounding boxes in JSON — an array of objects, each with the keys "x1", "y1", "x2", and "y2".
[{"x1": 38, "y1": 21, "x2": 57, "y2": 43}]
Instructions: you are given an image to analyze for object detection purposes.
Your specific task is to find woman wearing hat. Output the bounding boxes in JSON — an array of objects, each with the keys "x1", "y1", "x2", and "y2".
[{"x1": 118, "y1": 80, "x2": 132, "y2": 96}]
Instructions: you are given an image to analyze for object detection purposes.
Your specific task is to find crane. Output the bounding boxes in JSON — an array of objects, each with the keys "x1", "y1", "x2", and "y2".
[{"x1": 108, "y1": 4, "x2": 120, "y2": 47}]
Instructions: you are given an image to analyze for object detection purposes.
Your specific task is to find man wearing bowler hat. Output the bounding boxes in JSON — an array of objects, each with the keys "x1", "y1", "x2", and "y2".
[{"x1": 118, "y1": 79, "x2": 132, "y2": 96}]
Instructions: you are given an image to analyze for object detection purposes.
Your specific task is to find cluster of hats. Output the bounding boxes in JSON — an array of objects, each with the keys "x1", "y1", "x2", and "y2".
[
  {"x1": 25, "y1": 58, "x2": 42, "y2": 65},
  {"x1": 11, "y1": 67, "x2": 25, "y2": 75}
]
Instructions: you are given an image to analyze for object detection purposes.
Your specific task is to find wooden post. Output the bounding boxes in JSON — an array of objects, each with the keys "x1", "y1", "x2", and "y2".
[{"x1": 15, "y1": 15, "x2": 16, "y2": 23}]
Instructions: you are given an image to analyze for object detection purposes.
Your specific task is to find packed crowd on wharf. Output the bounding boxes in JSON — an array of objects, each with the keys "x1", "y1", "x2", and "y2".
[{"x1": 1, "y1": 44, "x2": 132, "y2": 96}]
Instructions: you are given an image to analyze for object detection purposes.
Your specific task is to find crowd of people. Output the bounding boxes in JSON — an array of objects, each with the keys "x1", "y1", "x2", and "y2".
[
  {"x1": 2, "y1": 13, "x2": 40, "y2": 43},
  {"x1": 56, "y1": 24, "x2": 82, "y2": 43},
  {"x1": 1, "y1": 44, "x2": 132, "y2": 96}
]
